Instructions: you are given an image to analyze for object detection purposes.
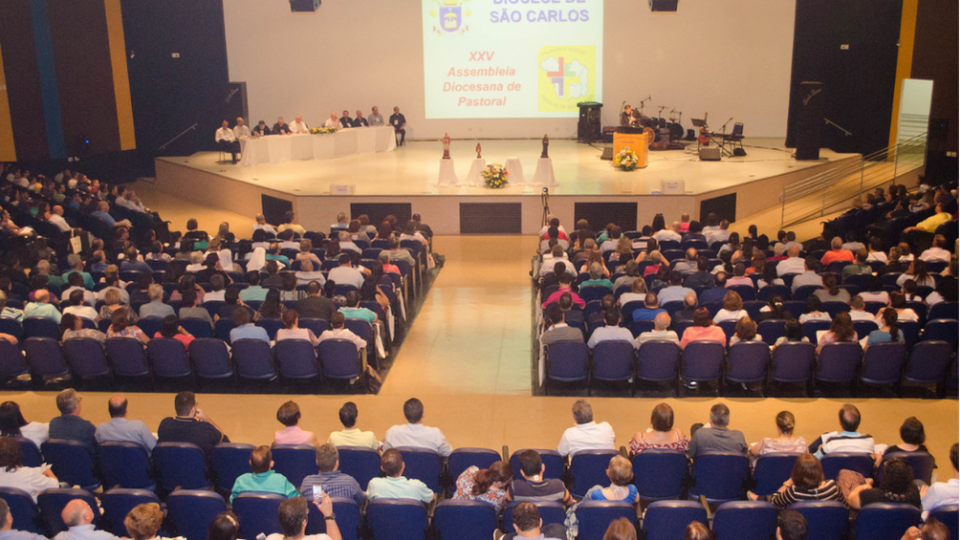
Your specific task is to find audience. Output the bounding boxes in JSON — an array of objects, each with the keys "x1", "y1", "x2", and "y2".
[
  {"x1": 383, "y1": 398, "x2": 451, "y2": 456},
  {"x1": 809, "y1": 403, "x2": 874, "y2": 457},
  {"x1": 273, "y1": 401, "x2": 320, "y2": 447},
  {"x1": 230, "y1": 445, "x2": 299, "y2": 502},
  {"x1": 628, "y1": 402, "x2": 688, "y2": 454},
  {"x1": 687, "y1": 403, "x2": 747, "y2": 458},
  {"x1": 557, "y1": 400, "x2": 616, "y2": 456},
  {"x1": 748, "y1": 453, "x2": 841, "y2": 507},
  {"x1": 156, "y1": 391, "x2": 229, "y2": 460}
]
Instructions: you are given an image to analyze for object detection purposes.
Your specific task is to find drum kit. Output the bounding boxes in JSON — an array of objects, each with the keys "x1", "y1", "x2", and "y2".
[{"x1": 625, "y1": 98, "x2": 694, "y2": 150}]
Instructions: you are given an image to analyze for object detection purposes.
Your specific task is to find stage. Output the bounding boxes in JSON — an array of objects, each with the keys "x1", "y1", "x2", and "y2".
[{"x1": 154, "y1": 138, "x2": 860, "y2": 235}]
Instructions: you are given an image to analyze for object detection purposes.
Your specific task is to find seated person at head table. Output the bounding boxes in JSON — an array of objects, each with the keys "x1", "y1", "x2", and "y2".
[
  {"x1": 339, "y1": 110, "x2": 353, "y2": 129},
  {"x1": 352, "y1": 110, "x2": 368, "y2": 128},
  {"x1": 215, "y1": 120, "x2": 240, "y2": 164},
  {"x1": 253, "y1": 120, "x2": 271, "y2": 136},
  {"x1": 272, "y1": 116, "x2": 292, "y2": 135},
  {"x1": 323, "y1": 112, "x2": 340, "y2": 129},
  {"x1": 233, "y1": 117, "x2": 251, "y2": 139},
  {"x1": 288, "y1": 116, "x2": 309, "y2": 134}
]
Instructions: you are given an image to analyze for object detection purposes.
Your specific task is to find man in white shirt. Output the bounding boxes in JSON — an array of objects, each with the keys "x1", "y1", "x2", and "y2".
[
  {"x1": 317, "y1": 313, "x2": 367, "y2": 350},
  {"x1": 777, "y1": 245, "x2": 806, "y2": 277},
  {"x1": 637, "y1": 312, "x2": 680, "y2": 345},
  {"x1": 62, "y1": 290, "x2": 98, "y2": 322},
  {"x1": 919, "y1": 234, "x2": 951, "y2": 263},
  {"x1": 328, "y1": 402, "x2": 378, "y2": 449},
  {"x1": 252, "y1": 214, "x2": 277, "y2": 237},
  {"x1": 323, "y1": 112, "x2": 340, "y2": 129},
  {"x1": 289, "y1": 116, "x2": 309, "y2": 134},
  {"x1": 704, "y1": 220, "x2": 731, "y2": 245},
  {"x1": 46, "y1": 205, "x2": 71, "y2": 232},
  {"x1": 556, "y1": 399, "x2": 615, "y2": 457},
  {"x1": 215, "y1": 120, "x2": 240, "y2": 164},
  {"x1": 55, "y1": 499, "x2": 119, "y2": 540},
  {"x1": 295, "y1": 260, "x2": 326, "y2": 287},
  {"x1": 327, "y1": 254, "x2": 365, "y2": 289},
  {"x1": 233, "y1": 117, "x2": 251, "y2": 139},
  {"x1": 920, "y1": 443, "x2": 958, "y2": 520},
  {"x1": 368, "y1": 106, "x2": 385, "y2": 126},
  {"x1": 383, "y1": 398, "x2": 452, "y2": 456},
  {"x1": 539, "y1": 245, "x2": 576, "y2": 277},
  {"x1": 808, "y1": 404, "x2": 875, "y2": 458},
  {"x1": 653, "y1": 222, "x2": 683, "y2": 243},
  {"x1": 658, "y1": 272, "x2": 695, "y2": 306},
  {"x1": 847, "y1": 296, "x2": 878, "y2": 323},
  {"x1": 587, "y1": 309, "x2": 637, "y2": 349}
]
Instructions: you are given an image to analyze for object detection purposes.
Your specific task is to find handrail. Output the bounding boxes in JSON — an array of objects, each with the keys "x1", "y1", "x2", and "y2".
[{"x1": 780, "y1": 133, "x2": 927, "y2": 228}]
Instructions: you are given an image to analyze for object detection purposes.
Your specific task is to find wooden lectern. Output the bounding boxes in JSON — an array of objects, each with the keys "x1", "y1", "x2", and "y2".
[{"x1": 613, "y1": 132, "x2": 649, "y2": 168}]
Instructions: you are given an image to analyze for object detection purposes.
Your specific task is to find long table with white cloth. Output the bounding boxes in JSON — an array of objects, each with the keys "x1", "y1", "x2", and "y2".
[{"x1": 238, "y1": 126, "x2": 396, "y2": 167}]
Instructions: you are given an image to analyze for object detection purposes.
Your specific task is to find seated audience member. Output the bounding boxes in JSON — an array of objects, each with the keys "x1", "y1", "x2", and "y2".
[
  {"x1": 60, "y1": 314, "x2": 106, "y2": 343},
  {"x1": 452, "y1": 460, "x2": 513, "y2": 512},
  {"x1": 317, "y1": 312, "x2": 367, "y2": 352},
  {"x1": 542, "y1": 273, "x2": 584, "y2": 309},
  {"x1": 328, "y1": 402, "x2": 378, "y2": 449},
  {"x1": 229, "y1": 307, "x2": 270, "y2": 345},
  {"x1": 847, "y1": 295, "x2": 876, "y2": 322},
  {"x1": 581, "y1": 263, "x2": 613, "y2": 291},
  {"x1": 328, "y1": 254, "x2": 365, "y2": 290},
  {"x1": 749, "y1": 452, "x2": 842, "y2": 508},
  {"x1": 687, "y1": 403, "x2": 747, "y2": 458},
  {"x1": 877, "y1": 417, "x2": 931, "y2": 467},
  {"x1": 128, "y1": 274, "x2": 154, "y2": 306},
  {"x1": 106, "y1": 309, "x2": 149, "y2": 344},
  {"x1": 0, "y1": 437, "x2": 58, "y2": 501},
  {"x1": 506, "y1": 450, "x2": 573, "y2": 506},
  {"x1": 230, "y1": 445, "x2": 299, "y2": 502},
  {"x1": 178, "y1": 289, "x2": 212, "y2": 328},
  {"x1": 262, "y1": 260, "x2": 285, "y2": 288},
  {"x1": 864, "y1": 308, "x2": 905, "y2": 350},
  {"x1": 503, "y1": 502, "x2": 565, "y2": 540},
  {"x1": 366, "y1": 449, "x2": 436, "y2": 504},
  {"x1": 820, "y1": 237, "x2": 855, "y2": 266},
  {"x1": 684, "y1": 257, "x2": 715, "y2": 289},
  {"x1": 682, "y1": 522, "x2": 714, "y2": 540},
  {"x1": 557, "y1": 400, "x2": 615, "y2": 457},
  {"x1": 749, "y1": 411, "x2": 807, "y2": 456},
  {"x1": 920, "y1": 443, "x2": 958, "y2": 519},
  {"x1": 267, "y1": 495, "x2": 341, "y2": 540},
  {"x1": 814, "y1": 273, "x2": 851, "y2": 304},
  {"x1": 729, "y1": 317, "x2": 762, "y2": 346},
  {"x1": 658, "y1": 271, "x2": 695, "y2": 306},
  {"x1": 0, "y1": 402, "x2": 48, "y2": 447},
  {"x1": 276, "y1": 311, "x2": 319, "y2": 346},
  {"x1": 295, "y1": 260, "x2": 326, "y2": 288},
  {"x1": 49, "y1": 390, "x2": 97, "y2": 454},
  {"x1": 62, "y1": 291, "x2": 95, "y2": 325},
  {"x1": 587, "y1": 309, "x2": 636, "y2": 349},
  {"x1": 885, "y1": 292, "x2": 920, "y2": 322},
  {"x1": 301, "y1": 443, "x2": 366, "y2": 507},
  {"x1": 776, "y1": 510, "x2": 809, "y2": 540},
  {"x1": 680, "y1": 308, "x2": 727, "y2": 349},
  {"x1": 777, "y1": 245, "x2": 805, "y2": 277},
  {"x1": 239, "y1": 272, "x2": 268, "y2": 302},
  {"x1": 139, "y1": 284, "x2": 174, "y2": 319},
  {"x1": 673, "y1": 248, "x2": 699, "y2": 276},
  {"x1": 773, "y1": 319, "x2": 808, "y2": 348},
  {"x1": 628, "y1": 402, "x2": 687, "y2": 455},
  {"x1": 700, "y1": 273, "x2": 729, "y2": 305},
  {"x1": 339, "y1": 291, "x2": 376, "y2": 323},
  {"x1": 725, "y1": 264, "x2": 753, "y2": 287},
  {"x1": 860, "y1": 275, "x2": 890, "y2": 304},
  {"x1": 791, "y1": 257, "x2": 823, "y2": 292},
  {"x1": 295, "y1": 281, "x2": 336, "y2": 320},
  {"x1": 842, "y1": 248, "x2": 873, "y2": 280},
  {"x1": 637, "y1": 312, "x2": 679, "y2": 345},
  {"x1": 798, "y1": 296, "x2": 830, "y2": 324},
  {"x1": 540, "y1": 304, "x2": 584, "y2": 348},
  {"x1": 0, "y1": 499, "x2": 46, "y2": 539},
  {"x1": 157, "y1": 391, "x2": 229, "y2": 460},
  {"x1": 24, "y1": 290, "x2": 60, "y2": 324},
  {"x1": 203, "y1": 275, "x2": 227, "y2": 303},
  {"x1": 847, "y1": 457, "x2": 921, "y2": 510},
  {"x1": 258, "y1": 289, "x2": 285, "y2": 320},
  {"x1": 919, "y1": 234, "x2": 952, "y2": 263},
  {"x1": 632, "y1": 292, "x2": 665, "y2": 322},
  {"x1": 94, "y1": 396, "x2": 157, "y2": 452},
  {"x1": 816, "y1": 312, "x2": 857, "y2": 353},
  {"x1": 383, "y1": 398, "x2": 451, "y2": 456},
  {"x1": 274, "y1": 401, "x2": 320, "y2": 447},
  {"x1": 585, "y1": 455, "x2": 638, "y2": 503},
  {"x1": 897, "y1": 260, "x2": 937, "y2": 289},
  {"x1": 808, "y1": 403, "x2": 874, "y2": 457},
  {"x1": 714, "y1": 291, "x2": 748, "y2": 323},
  {"x1": 219, "y1": 287, "x2": 251, "y2": 321},
  {"x1": 900, "y1": 519, "x2": 950, "y2": 540},
  {"x1": 0, "y1": 292, "x2": 24, "y2": 322},
  {"x1": 903, "y1": 197, "x2": 957, "y2": 234},
  {"x1": 671, "y1": 293, "x2": 698, "y2": 323},
  {"x1": 53, "y1": 500, "x2": 117, "y2": 540},
  {"x1": 122, "y1": 503, "x2": 164, "y2": 540}
]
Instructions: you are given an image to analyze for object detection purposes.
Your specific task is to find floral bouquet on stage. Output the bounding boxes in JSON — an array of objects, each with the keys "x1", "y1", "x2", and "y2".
[
  {"x1": 614, "y1": 147, "x2": 639, "y2": 171},
  {"x1": 481, "y1": 163, "x2": 509, "y2": 188},
  {"x1": 310, "y1": 126, "x2": 338, "y2": 135}
]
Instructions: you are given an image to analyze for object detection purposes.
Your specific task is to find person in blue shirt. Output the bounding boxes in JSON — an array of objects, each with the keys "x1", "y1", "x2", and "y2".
[
  {"x1": 239, "y1": 272, "x2": 269, "y2": 302},
  {"x1": 631, "y1": 292, "x2": 666, "y2": 322},
  {"x1": 229, "y1": 307, "x2": 271, "y2": 344},
  {"x1": 864, "y1": 308, "x2": 905, "y2": 350},
  {"x1": 230, "y1": 446, "x2": 299, "y2": 502},
  {"x1": 585, "y1": 455, "x2": 639, "y2": 503},
  {"x1": 339, "y1": 291, "x2": 377, "y2": 323},
  {"x1": 90, "y1": 201, "x2": 116, "y2": 227},
  {"x1": 699, "y1": 272, "x2": 729, "y2": 305}
]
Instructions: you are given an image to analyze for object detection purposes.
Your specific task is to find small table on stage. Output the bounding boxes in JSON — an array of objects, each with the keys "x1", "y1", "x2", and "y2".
[{"x1": 612, "y1": 129, "x2": 649, "y2": 168}]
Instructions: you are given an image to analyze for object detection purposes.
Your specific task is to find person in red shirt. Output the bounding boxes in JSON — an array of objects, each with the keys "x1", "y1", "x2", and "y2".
[
  {"x1": 542, "y1": 273, "x2": 585, "y2": 309},
  {"x1": 154, "y1": 314, "x2": 195, "y2": 350},
  {"x1": 820, "y1": 237, "x2": 855, "y2": 266}
]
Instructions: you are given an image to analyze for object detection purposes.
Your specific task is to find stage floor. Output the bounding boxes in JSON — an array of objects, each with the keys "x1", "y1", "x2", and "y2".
[{"x1": 159, "y1": 138, "x2": 856, "y2": 198}]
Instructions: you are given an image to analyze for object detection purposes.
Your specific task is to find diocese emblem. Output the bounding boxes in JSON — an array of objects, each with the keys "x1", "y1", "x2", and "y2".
[{"x1": 430, "y1": 0, "x2": 470, "y2": 35}]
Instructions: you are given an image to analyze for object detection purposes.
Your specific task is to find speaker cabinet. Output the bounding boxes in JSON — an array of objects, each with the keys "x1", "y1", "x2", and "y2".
[
  {"x1": 578, "y1": 102, "x2": 603, "y2": 143},
  {"x1": 649, "y1": 0, "x2": 679, "y2": 11},
  {"x1": 795, "y1": 81, "x2": 824, "y2": 160},
  {"x1": 290, "y1": 0, "x2": 320, "y2": 12},
  {"x1": 699, "y1": 147, "x2": 721, "y2": 161}
]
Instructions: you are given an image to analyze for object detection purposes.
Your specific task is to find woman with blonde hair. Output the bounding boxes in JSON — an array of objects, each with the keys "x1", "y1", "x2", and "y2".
[
  {"x1": 586, "y1": 455, "x2": 638, "y2": 503},
  {"x1": 683, "y1": 522, "x2": 714, "y2": 540},
  {"x1": 124, "y1": 503, "x2": 164, "y2": 540},
  {"x1": 749, "y1": 411, "x2": 807, "y2": 456},
  {"x1": 296, "y1": 239, "x2": 322, "y2": 266},
  {"x1": 643, "y1": 250, "x2": 663, "y2": 277}
]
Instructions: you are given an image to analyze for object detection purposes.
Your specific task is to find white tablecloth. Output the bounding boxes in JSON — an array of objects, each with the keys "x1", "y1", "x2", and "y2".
[{"x1": 238, "y1": 126, "x2": 396, "y2": 167}]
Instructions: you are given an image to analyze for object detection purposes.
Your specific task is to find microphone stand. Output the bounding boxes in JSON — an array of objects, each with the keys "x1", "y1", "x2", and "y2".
[
  {"x1": 159, "y1": 123, "x2": 198, "y2": 151},
  {"x1": 719, "y1": 117, "x2": 733, "y2": 156}
]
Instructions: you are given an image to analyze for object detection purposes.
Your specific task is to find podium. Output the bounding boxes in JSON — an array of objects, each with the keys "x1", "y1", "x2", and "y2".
[{"x1": 612, "y1": 132, "x2": 649, "y2": 168}]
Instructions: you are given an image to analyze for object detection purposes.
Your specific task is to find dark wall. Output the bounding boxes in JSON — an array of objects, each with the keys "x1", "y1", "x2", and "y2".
[
  {"x1": 121, "y1": 0, "x2": 229, "y2": 157},
  {"x1": 912, "y1": 0, "x2": 958, "y2": 152},
  {"x1": 786, "y1": 0, "x2": 902, "y2": 156}
]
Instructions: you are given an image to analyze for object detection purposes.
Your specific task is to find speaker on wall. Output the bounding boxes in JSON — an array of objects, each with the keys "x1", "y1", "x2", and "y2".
[
  {"x1": 290, "y1": 0, "x2": 320, "y2": 12},
  {"x1": 649, "y1": 0, "x2": 678, "y2": 11},
  {"x1": 795, "y1": 81, "x2": 824, "y2": 161}
]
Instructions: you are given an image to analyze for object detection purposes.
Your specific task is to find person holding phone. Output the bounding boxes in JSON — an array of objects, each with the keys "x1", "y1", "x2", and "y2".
[{"x1": 265, "y1": 496, "x2": 341, "y2": 540}]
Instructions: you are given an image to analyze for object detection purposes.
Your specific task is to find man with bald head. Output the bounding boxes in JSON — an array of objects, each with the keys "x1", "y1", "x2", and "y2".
[
  {"x1": 653, "y1": 221, "x2": 682, "y2": 243},
  {"x1": 777, "y1": 245, "x2": 805, "y2": 276},
  {"x1": 352, "y1": 110, "x2": 368, "y2": 128},
  {"x1": 289, "y1": 116, "x2": 309, "y2": 134},
  {"x1": 637, "y1": 312, "x2": 679, "y2": 345},
  {"x1": 24, "y1": 290, "x2": 60, "y2": 324},
  {"x1": 673, "y1": 248, "x2": 699, "y2": 275},
  {"x1": 46, "y1": 205, "x2": 71, "y2": 233},
  {"x1": 54, "y1": 500, "x2": 117, "y2": 540},
  {"x1": 95, "y1": 395, "x2": 157, "y2": 453}
]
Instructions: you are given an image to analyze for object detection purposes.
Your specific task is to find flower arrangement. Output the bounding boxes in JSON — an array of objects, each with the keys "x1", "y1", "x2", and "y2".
[
  {"x1": 481, "y1": 163, "x2": 509, "y2": 188},
  {"x1": 614, "y1": 147, "x2": 639, "y2": 171},
  {"x1": 310, "y1": 126, "x2": 338, "y2": 135}
]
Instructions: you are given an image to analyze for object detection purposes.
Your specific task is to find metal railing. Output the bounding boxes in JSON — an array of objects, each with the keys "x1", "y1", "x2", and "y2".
[{"x1": 780, "y1": 132, "x2": 927, "y2": 228}]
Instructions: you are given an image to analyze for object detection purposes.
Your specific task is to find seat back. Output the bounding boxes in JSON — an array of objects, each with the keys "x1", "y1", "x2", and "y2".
[
  {"x1": 15, "y1": 438, "x2": 42, "y2": 468},
  {"x1": 815, "y1": 341, "x2": 862, "y2": 383},
  {"x1": 146, "y1": 337, "x2": 192, "y2": 378},
  {"x1": 318, "y1": 339, "x2": 362, "y2": 379},
  {"x1": 166, "y1": 490, "x2": 227, "y2": 540},
  {"x1": 726, "y1": 341, "x2": 769, "y2": 383},
  {"x1": 98, "y1": 442, "x2": 154, "y2": 490},
  {"x1": 629, "y1": 320, "x2": 655, "y2": 338},
  {"x1": 189, "y1": 338, "x2": 234, "y2": 379},
  {"x1": 800, "y1": 320, "x2": 832, "y2": 344},
  {"x1": 397, "y1": 447, "x2": 443, "y2": 494},
  {"x1": 545, "y1": 341, "x2": 589, "y2": 383},
  {"x1": 636, "y1": 341, "x2": 681, "y2": 382},
  {"x1": 592, "y1": 340, "x2": 634, "y2": 381},
  {"x1": 0, "y1": 340, "x2": 27, "y2": 378},
  {"x1": 256, "y1": 318, "x2": 284, "y2": 340},
  {"x1": 861, "y1": 342, "x2": 907, "y2": 385},
  {"x1": 878, "y1": 452, "x2": 936, "y2": 485},
  {"x1": 690, "y1": 453, "x2": 749, "y2": 502},
  {"x1": 752, "y1": 453, "x2": 801, "y2": 496},
  {"x1": 632, "y1": 450, "x2": 688, "y2": 501},
  {"x1": 904, "y1": 341, "x2": 952, "y2": 384},
  {"x1": 23, "y1": 317, "x2": 59, "y2": 340},
  {"x1": 61, "y1": 338, "x2": 111, "y2": 378},
  {"x1": 569, "y1": 450, "x2": 620, "y2": 498},
  {"x1": 36, "y1": 488, "x2": 100, "y2": 535},
  {"x1": 214, "y1": 318, "x2": 235, "y2": 342},
  {"x1": 305, "y1": 498, "x2": 362, "y2": 540},
  {"x1": 232, "y1": 339, "x2": 277, "y2": 380},
  {"x1": 211, "y1": 443, "x2": 255, "y2": 494},
  {"x1": 787, "y1": 500, "x2": 849, "y2": 540},
  {"x1": 681, "y1": 341, "x2": 725, "y2": 382},
  {"x1": 180, "y1": 318, "x2": 213, "y2": 339},
  {"x1": 447, "y1": 448, "x2": 501, "y2": 485},
  {"x1": 233, "y1": 493, "x2": 284, "y2": 537},
  {"x1": 433, "y1": 500, "x2": 497, "y2": 540},
  {"x1": 820, "y1": 453, "x2": 874, "y2": 481},
  {"x1": 574, "y1": 500, "x2": 636, "y2": 540},
  {"x1": 503, "y1": 500, "x2": 566, "y2": 531},
  {"x1": 272, "y1": 444, "x2": 320, "y2": 488},
  {"x1": 0, "y1": 487, "x2": 41, "y2": 533},
  {"x1": 927, "y1": 505, "x2": 959, "y2": 540},
  {"x1": 105, "y1": 337, "x2": 151, "y2": 377},
  {"x1": 40, "y1": 439, "x2": 100, "y2": 490},
  {"x1": 153, "y1": 442, "x2": 211, "y2": 491},
  {"x1": 510, "y1": 449, "x2": 564, "y2": 480},
  {"x1": 855, "y1": 503, "x2": 922, "y2": 540},
  {"x1": 298, "y1": 318, "x2": 330, "y2": 336},
  {"x1": 366, "y1": 499, "x2": 429, "y2": 540},
  {"x1": 770, "y1": 341, "x2": 815, "y2": 383},
  {"x1": 712, "y1": 501, "x2": 778, "y2": 540},
  {"x1": 928, "y1": 302, "x2": 958, "y2": 320},
  {"x1": 23, "y1": 337, "x2": 70, "y2": 378},
  {"x1": 275, "y1": 339, "x2": 319, "y2": 379},
  {"x1": 337, "y1": 446, "x2": 382, "y2": 491},
  {"x1": 100, "y1": 489, "x2": 160, "y2": 537},
  {"x1": 0, "y1": 319, "x2": 23, "y2": 342},
  {"x1": 922, "y1": 320, "x2": 959, "y2": 348},
  {"x1": 643, "y1": 500, "x2": 708, "y2": 540}
]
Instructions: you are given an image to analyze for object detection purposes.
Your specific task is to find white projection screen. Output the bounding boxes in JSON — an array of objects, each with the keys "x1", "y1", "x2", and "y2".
[{"x1": 422, "y1": 0, "x2": 604, "y2": 119}]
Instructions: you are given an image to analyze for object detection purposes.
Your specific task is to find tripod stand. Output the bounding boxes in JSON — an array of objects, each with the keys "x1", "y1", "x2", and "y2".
[{"x1": 541, "y1": 188, "x2": 550, "y2": 227}]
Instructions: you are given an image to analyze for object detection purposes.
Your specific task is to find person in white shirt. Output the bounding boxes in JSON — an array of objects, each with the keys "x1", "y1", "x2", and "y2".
[
  {"x1": 317, "y1": 313, "x2": 366, "y2": 350},
  {"x1": 383, "y1": 398, "x2": 452, "y2": 456},
  {"x1": 918, "y1": 234, "x2": 951, "y2": 263},
  {"x1": 328, "y1": 401, "x2": 378, "y2": 449},
  {"x1": 777, "y1": 245, "x2": 806, "y2": 277},
  {"x1": 653, "y1": 222, "x2": 683, "y2": 243},
  {"x1": 46, "y1": 205, "x2": 71, "y2": 232},
  {"x1": 322, "y1": 112, "x2": 340, "y2": 129},
  {"x1": 637, "y1": 312, "x2": 680, "y2": 345},
  {"x1": 215, "y1": 120, "x2": 240, "y2": 164},
  {"x1": 62, "y1": 290, "x2": 99, "y2": 322},
  {"x1": 587, "y1": 309, "x2": 637, "y2": 349},
  {"x1": 658, "y1": 272, "x2": 695, "y2": 306},
  {"x1": 920, "y1": 443, "x2": 959, "y2": 520},
  {"x1": 289, "y1": 116, "x2": 309, "y2": 134},
  {"x1": 865, "y1": 238, "x2": 888, "y2": 263},
  {"x1": 327, "y1": 254, "x2": 365, "y2": 289},
  {"x1": 798, "y1": 296, "x2": 831, "y2": 323},
  {"x1": 295, "y1": 259, "x2": 327, "y2": 287},
  {"x1": 368, "y1": 106, "x2": 385, "y2": 127},
  {"x1": 704, "y1": 219, "x2": 731, "y2": 245},
  {"x1": 790, "y1": 258, "x2": 824, "y2": 292},
  {"x1": 847, "y1": 296, "x2": 878, "y2": 323},
  {"x1": 539, "y1": 245, "x2": 576, "y2": 277},
  {"x1": 253, "y1": 214, "x2": 277, "y2": 237},
  {"x1": 557, "y1": 399, "x2": 616, "y2": 457},
  {"x1": 233, "y1": 117, "x2": 251, "y2": 139}
]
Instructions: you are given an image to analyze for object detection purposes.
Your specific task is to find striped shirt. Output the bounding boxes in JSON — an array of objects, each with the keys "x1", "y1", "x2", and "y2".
[
  {"x1": 506, "y1": 478, "x2": 572, "y2": 505},
  {"x1": 301, "y1": 471, "x2": 366, "y2": 507},
  {"x1": 765, "y1": 480, "x2": 843, "y2": 509},
  {"x1": 810, "y1": 431, "x2": 875, "y2": 457}
]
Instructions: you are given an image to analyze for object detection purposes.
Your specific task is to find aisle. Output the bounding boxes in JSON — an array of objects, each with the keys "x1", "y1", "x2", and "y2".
[{"x1": 380, "y1": 235, "x2": 540, "y2": 397}]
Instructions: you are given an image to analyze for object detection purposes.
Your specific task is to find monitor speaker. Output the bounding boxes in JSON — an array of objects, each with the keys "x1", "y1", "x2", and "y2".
[
  {"x1": 649, "y1": 0, "x2": 678, "y2": 11},
  {"x1": 290, "y1": 0, "x2": 320, "y2": 12},
  {"x1": 699, "y1": 147, "x2": 721, "y2": 161},
  {"x1": 795, "y1": 81, "x2": 824, "y2": 161}
]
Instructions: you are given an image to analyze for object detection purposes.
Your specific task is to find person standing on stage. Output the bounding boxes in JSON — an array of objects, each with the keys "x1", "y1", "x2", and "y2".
[
  {"x1": 369, "y1": 106, "x2": 384, "y2": 126},
  {"x1": 323, "y1": 113, "x2": 340, "y2": 129},
  {"x1": 233, "y1": 118, "x2": 251, "y2": 139},
  {"x1": 339, "y1": 110, "x2": 353, "y2": 129},
  {"x1": 620, "y1": 105, "x2": 634, "y2": 128},
  {"x1": 390, "y1": 106, "x2": 407, "y2": 146},
  {"x1": 215, "y1": 120, "x2": 240, "y2": 164},
  {"x1": 273, "y1": 117, "x2": 292, "y2": 135},
  {"x1": 253, "y1": 120, "x2": 271, "y2": 136},
  {"x1": 352, "y1": 111, "x2": 368, "y2": 128},
  {"x1": 289, "y1": 116, "x2": 309, "y2": 134}
]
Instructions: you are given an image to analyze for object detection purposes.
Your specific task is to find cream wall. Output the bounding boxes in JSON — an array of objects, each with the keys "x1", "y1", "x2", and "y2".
[{"x1": 223, "y1": 0, "x2": 795, "y2": 140}]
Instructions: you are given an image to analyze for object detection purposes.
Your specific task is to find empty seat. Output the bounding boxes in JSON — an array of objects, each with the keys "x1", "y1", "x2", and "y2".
[
  {"x1": 433, "y1": 500, "x2": 497, "y2": 540},
  {"x1": 233, "y1": 493, "x2": 284, "y2": 538},
  {"x1": 272, "y1": 444, "x2": 319, "y2": 489},
  {"x1": 41, "y1": 439, "x2": 100, "y2": 491},
  {"x1": 574, "y1": 500, "x2": 636, "y2": 540},
  {"x1": 153, "y1": 442, "x2": 211, "y2": 491},
  {"x1": 854, "y1": 503, "x2": 922, "y2": 540},
  {"x1": 337, "y1": 446, "x2": 381, "y2": 491},
  {"x1": 166, "y1": 490, "x2": 228, "y2": 540},
  {"x1": 366, "y1": 499, "x2": 429, "y2": 540},
  {"x1": 211, "y1": 443, "x2": 255, "y2": 495}
]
